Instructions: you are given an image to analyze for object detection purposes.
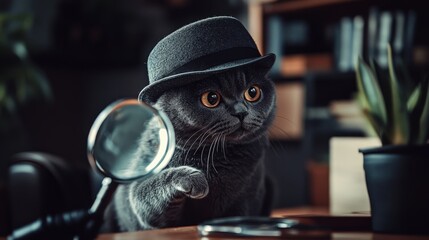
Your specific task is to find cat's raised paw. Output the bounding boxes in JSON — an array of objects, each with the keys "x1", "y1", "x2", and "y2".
[{"x1": 170, "y1": 166, "x2": 209, "y2": 199}]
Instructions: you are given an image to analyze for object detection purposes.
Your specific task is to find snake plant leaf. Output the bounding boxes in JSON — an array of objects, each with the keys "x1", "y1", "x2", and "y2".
[
  {"x1": 0, "y1": 12, "x2": 51, "y2": 125},
  {"x1": 410, "y1": 77, "x2": 429, "y2": 143},
  {"x1": 369, "y1": 58, "x2": 392, "y2": 116},
  {"x1": 357, "y1": 92, "x2": 384, "y2": 140},
  {"x1": 407, "y1": 81, "x2": 422, "y2": 112},
  {"x1": 386, "y1": 44, "x2": 410, "y2": 144},
  {"x1": 356, "y1": 57, "x2": 387, "y2": 127},
  {"x1": 407, "y1": 79, "x2": 425, "y2": 144},
  {"x1": 12, "y1": 41, "x2": 28, "y2": 60},
  {"x1": 396, "y1": 57, "x2": 415, "y2": 98},
  {"x1": 362, "y1": 108, "x2": 389, "y2": 144},
  {"x1": 356, "y1": 91, "x2": 369, "y2": 110},
  {"x1": 418, "y1": 86, "x2": 429, "y2": 143}
]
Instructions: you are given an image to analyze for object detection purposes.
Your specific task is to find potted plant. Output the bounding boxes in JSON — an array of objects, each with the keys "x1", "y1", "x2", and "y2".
[
  {"x1": 1, "y1": 12, "x2": 52, "y2": 163},
  {"x1": 355, "y1": 44, "x2": 429, "y2": 234},
  {"x1": 0, "y1": 12, "x2": 52, "y2": 146},
  {"x1": 0, "y1": 13, "x2": 52, "y2": 235}
]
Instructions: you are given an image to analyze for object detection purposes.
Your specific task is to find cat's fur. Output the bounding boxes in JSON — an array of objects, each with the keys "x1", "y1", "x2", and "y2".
[{"x1": 103, "y1": 66, "x2": 276, "y2": 232}]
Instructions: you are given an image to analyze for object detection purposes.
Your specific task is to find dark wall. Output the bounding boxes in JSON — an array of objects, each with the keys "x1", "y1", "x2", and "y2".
[
  {"x1": 0, "y1": 0, "x2": 247, "y2": 167},
  {"x1": 0, "y1": 2, "x2": 246, "y2": 233}
]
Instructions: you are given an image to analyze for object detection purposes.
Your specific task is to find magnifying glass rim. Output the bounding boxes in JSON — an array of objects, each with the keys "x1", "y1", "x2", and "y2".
[{"x1": 87, "y1": 99, "x2": 175, "y2": 183}]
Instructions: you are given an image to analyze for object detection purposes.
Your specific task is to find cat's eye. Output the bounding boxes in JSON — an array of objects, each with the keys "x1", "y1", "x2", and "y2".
[
  {"x1": 201, "y1": 91, "x2": 221, "y2": 108},
  {"x1": 244, "y1": 85, "x2": 261, "y2": 102}
]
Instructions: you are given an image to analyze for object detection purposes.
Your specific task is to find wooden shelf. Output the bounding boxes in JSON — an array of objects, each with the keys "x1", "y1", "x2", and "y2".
[
  {"x1": 263, "y1": 0, "x2": 359, "y2": 14},
  {"x1": 280, "y1": 53, "x2": 333, "y2": 77},
  {"x1": 248, "y1": 0, "x2": 365, "y2": 54}
]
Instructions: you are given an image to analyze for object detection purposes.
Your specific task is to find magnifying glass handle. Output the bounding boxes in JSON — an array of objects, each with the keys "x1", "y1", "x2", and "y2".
[
  {"x1": 7, "y1": 210, "x2": 89, "y2": 240},
  {"x1": 89, "y1": 178, "x2": 118, "y2": 216},
  {"x1": 8, "y1": 178, "x2": 118, "y2": 240},
  {"x1": 76, "y1": 177, "x2": 118, "y2": 240}
]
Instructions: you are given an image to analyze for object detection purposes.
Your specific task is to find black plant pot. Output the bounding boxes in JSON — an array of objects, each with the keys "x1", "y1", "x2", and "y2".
[{"x1": 360, "y1": 144, "x2": 429, "y2": 234}]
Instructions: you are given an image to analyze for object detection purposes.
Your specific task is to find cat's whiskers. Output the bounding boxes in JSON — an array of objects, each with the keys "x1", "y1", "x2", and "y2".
[
  {"x1": 270, "y1": 123, "x2": 293, "y2": 139},
  {"x1": 200, "y1": 144, "x2": 207, "y2": 173},
  {"x1": 186, "y1": 123, "x2": 223, "y2": 171},
  {"x1": 210, "y1": 134, "x2": 221, "y2": 175},
  {"x1": 267, "y1": 125, "x2": 290, "y2": 157},
  {"x1": 183, "y1": 123, "x2": 219, "y2": 164},
  {"x1": 195, "y1": 130, "x2": 215, "y2": 152},
  {"x1": 215, "y1": 133, "x2": 222, "y2": 153},
  {"x1": 214, "y1": 122, "x2": 238, "y2": 135},
  {"x1": 178, "y1": 127, "x2": 207, "y2": 150},
  {"x1": 221, "y1": 134, "x2": 228, "y2": 161},
  {"x1": 273, "y1": 114, "x2": 294, "y2": 124},
  {"x1": 254, "y1": 115, "x2": 266, "y2": 125},
  {"x1": 184, "y1": 130, "x2": 207, "y2": 165},
  {"x1": 194, "y1": 121, "x2": 226, "y2": 152},
  {"x1": 202, "y1": 129, "x2": 223, "y2": 177},
  {"x1": 181, "y1": 127, "x2": 209, "y2": 165},
  {"x1": 198, "y1": 124, "x2": 228, "y2": 177},
  {"x1": 271, "y1": 114, "x2": 299, "y2": 133},
  {"x1": 206, "y1": 135, "x2": 216, "y2": 177}
]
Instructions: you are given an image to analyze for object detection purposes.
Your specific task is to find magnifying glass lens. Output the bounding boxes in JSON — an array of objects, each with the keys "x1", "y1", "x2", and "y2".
[{"x1": 88, "y1": 99, "x2": 175, "y2": 182}]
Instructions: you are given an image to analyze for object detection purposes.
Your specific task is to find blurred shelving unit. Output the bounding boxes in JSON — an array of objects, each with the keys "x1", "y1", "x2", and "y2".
[{"x1": 248, "y1": 0, "x2": 429, "y2": 208}]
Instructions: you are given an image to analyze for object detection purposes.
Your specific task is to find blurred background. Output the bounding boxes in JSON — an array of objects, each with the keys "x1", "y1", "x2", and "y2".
[{"x1": 1, "y1": 0, "x2": 429, "y2": 235}]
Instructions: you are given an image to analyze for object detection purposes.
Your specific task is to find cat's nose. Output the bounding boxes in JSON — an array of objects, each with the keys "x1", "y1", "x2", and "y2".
[{"x1": 232, "y1": 103, "x2": 248, "y2": 121}]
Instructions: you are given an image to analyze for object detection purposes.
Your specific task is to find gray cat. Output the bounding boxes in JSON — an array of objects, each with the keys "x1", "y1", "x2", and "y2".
[{"x1": 102, "y1": 66, "x2": 276, "y2": 232}]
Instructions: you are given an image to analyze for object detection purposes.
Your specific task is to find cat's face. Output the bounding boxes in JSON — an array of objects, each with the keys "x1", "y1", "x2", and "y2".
[{"x1": 154, "y1": 67, "x2": 276, "y2": 145}]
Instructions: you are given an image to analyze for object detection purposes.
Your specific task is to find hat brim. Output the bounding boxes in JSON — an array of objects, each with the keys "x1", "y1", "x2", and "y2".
[{"x1": 139, "y1": 53, "x2": 275, "y2": 103}]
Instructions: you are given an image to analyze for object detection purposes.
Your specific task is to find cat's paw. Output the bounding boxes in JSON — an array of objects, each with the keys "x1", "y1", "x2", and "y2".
[{"x1": 170, "y1": 166, "x2": 209, "y2": 199}]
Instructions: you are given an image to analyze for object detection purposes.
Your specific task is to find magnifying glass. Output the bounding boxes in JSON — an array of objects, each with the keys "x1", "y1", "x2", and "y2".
[
  {"x1": 8, "y1": 99, "x2": 175, "y2": 240},
  {"x1": 87, "y1": 99, "x2": 175, "y2": 182},
  {"x1": 82, "y1": 99, "x2": 175, "y2": 239}
]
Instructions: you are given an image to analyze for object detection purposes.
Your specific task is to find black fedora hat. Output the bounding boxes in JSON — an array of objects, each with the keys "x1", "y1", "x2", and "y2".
[{"x1": 138, "y1": 16, "x2": 276, "y2": 103}]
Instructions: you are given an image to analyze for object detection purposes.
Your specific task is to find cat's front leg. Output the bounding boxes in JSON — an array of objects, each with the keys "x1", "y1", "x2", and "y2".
[{"x1": 128, "y1": 166, "x2": 209, "y2": 229}]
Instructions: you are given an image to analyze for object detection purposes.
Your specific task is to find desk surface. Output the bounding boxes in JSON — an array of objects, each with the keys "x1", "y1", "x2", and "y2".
[
  {"x1": 1, "y1": 207, "x2": 427, "y2": 240},
  {"x1": 96, "y1": 207, "x2": 429, "y2": 240},
  {"x1": 96, "y1": 226, "x2": 429, "y2": 240}
]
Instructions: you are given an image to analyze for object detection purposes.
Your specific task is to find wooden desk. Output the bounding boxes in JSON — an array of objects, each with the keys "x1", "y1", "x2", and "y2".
[
  {"x1": 96, "y1": 207, "x2": 429, "y2": 240},
  {"x1": 97, "y1": 226, "x2": 429, "y2": 240},
  {"x1": 2, "y1": 227, "x2": 428, "y2": 240}
]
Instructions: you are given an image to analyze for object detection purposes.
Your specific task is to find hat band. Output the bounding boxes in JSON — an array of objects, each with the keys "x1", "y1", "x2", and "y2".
[{"x1": 161, "y1": 47, "x2": 261, "y2": 80}]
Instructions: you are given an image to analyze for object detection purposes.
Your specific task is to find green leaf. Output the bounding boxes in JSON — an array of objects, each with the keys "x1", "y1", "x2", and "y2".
[
  {"x1": 356, "y1": 57, "x2": 387, "y2": 128},
  {"x1": 414, "y1": 78, "x2": 429, "y2": 144},
  {"x1": 396, "y1": 57, "x2": 415, "y2": 98},
  {"x1": 361, "y1": 108, "x2": 390, "y2": 144},
  {"x1": 12, "y1": 41, "x2": 28, "y2": 60},
  {"x1": 356, "y1": 91, "x2": 369, "y2": 110},
  {"x1": 386, "y1": 44, "x2": 410, "y2": 144},
  {"x1": 356, "y1": 92, "x2": 385, "y2": 141},
  {"x1": 419, "y1": 96, "x2": 429, "y2": 144},
  {"x1": 407, "y1": 82, "x2": 422, "y2": 112},
  {"x1": 369, "y1": 59, "x2": 392, "y2": 113}
]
